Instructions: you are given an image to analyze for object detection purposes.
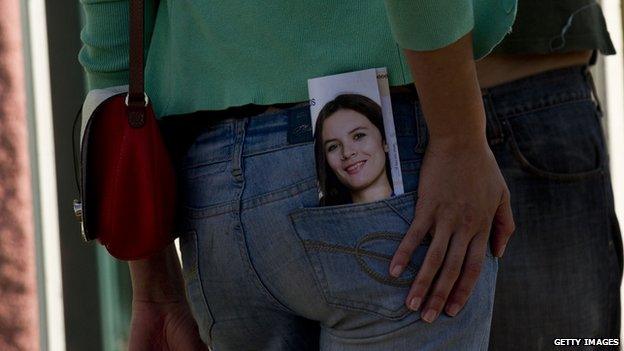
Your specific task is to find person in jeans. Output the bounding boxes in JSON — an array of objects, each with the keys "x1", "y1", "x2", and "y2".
[
  {"x1": 78, "y1": 1, "x2": 519, "y2": 349},
  {"x1": 476, "y1": 1, "x2": 622, "y2": 349}
]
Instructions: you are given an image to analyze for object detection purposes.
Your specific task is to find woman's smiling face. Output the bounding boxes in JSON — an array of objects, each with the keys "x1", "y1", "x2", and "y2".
[{"x1": 322, "y1": 109, "x2": 388, "y2": 192}]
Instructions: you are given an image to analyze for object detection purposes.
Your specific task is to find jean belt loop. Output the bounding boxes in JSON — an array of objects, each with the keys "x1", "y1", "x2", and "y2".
[
  {"x1": 584, "y1": 65, "x2": 604, "y2": 118},
  {"x1": 231, "y1": 118, "x2": 248, "y2": 182}
]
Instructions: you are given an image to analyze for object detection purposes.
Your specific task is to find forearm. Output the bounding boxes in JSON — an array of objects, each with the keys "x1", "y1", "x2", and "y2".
[
  {"x1": 404, "y1": 32, "x2": 487, "y2": 147},
  {"x1": 129, "y1": 243, "x2": 186, "y2": 302}
]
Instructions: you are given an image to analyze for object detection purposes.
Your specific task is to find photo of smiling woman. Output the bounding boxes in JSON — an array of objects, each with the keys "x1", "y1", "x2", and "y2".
[{"x1": 314, "y1": 94, "x2": 394, "y2": 206}]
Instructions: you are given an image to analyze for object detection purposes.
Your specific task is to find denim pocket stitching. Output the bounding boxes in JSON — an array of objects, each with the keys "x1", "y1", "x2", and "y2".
[
  {"x1": 293, "y1": 241, "x2": 413, "y2": 318},
  {"x1": 183, "y1": 176, "x2": 317, "y2": 219},
  {"x1": 184, "y1": 160, "x2": 229, "y2": 180},
  {"x1": 241, "y1": 176, "x2": 318, "y2": 210},
  {"x1": 289, "y1": 193, "x2": 423, "y2": 320},
  {"x1": 500, "y1": 94, "x2": 591, "y2": 121},
  {"x1": 500, "y1": 100, "x2": 605, "y2": 181},
  {"x1": 242, "y1": 140, "x2": 313, "y2": 158},
  {"x1": 289, "y1": 191, "x2": 417, "y2": 218},
  {"x1": 302, "y1": 233, "x2": 420, "y2": 288}
]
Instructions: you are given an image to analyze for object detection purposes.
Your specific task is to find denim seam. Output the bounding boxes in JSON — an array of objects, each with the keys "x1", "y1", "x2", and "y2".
[
  {"x1": 183, "y1": 160, "x2": 229, "y2": 180},
  {"x1": 184, "y1": 201, "x2": 237, "y2": 219},
  {"x1": 237, "y1": 217, "x2": 296, "y2": 315},
  {"x1": 232, "y1": 119, "x2": 300, "y2": 316},
  {"x1": 500, "y1": 96, "x2": 592, "y2": 121},
  {"x1": 599, "y1": 171, "x2": 617, "y2": 336},
  {"x1": 302, "y1": 239, "x2": 417, "y2": 288},
  {"x1": 484, "y1": 93, "x2": 505, "y2": 146},
  {"x1": 598, "y1": 159, "x2": 621, "y2": 337},
  {"x1": 501, "y1": 101, "x2": 606, "y2": 181},
  {"x1": 291, "y1": 223, "x2": 412, "y2": 319},
  {"x1": 323, "y1": 299, "x2": 411, "y2": 321},
  {"x1": 323, "y1": 312, "x2": 424, "y2": 341},
  {"x1": 189, "y1": 230, "x2": 216, "y2": 343},
  {"x1": 400, "y1": 159, "x2": 423, "y2": 174},
  {"x1": 289, "y1": 191, "x2": 417, "y2": 218},
  {"x1": 183, "y1": 177, "x2": 318, "y2": 218},
  {"x1": 382, "y1": 200, "x2": 412, "y2": 225},
  {"x1": 242, "y1": 140, "x2": 313, "y2": 158},
  {"x1": 241, "y1": 177, "x2": 318, "y2": 210}
]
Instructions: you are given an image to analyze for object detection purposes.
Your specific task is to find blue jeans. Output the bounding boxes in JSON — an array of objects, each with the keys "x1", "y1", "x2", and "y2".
[
  {"x1": 167, "y1": 65, "x2": 621, "y2": 350},
  {"x1": 169, "y1": 95, "x2": 498, "y2": 349},
  {"x1": 484, "y1": 66, "x2": 622, "y2": 350}
]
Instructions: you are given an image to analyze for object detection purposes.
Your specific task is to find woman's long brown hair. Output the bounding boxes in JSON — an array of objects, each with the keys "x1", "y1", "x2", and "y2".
[{"x1": 314, "y1": 94, "x2": 392, "y2": 205}]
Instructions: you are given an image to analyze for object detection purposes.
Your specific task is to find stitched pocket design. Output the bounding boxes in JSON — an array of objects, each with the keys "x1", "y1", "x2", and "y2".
[
  {"x1": 504, "y1": 100, "x2": 605, "y2": 181},
  {"x1": 289, "y1": 192, "x2": 429, "y2": 320}
]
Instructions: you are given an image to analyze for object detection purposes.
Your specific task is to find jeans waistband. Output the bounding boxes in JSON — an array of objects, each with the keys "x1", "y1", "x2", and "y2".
[
  {"x1": 481, "y1": 64, "x2": 596, "y2": 119},
  {"x1": 161, "y1": 64, "x2": 597, "y2": 166}
]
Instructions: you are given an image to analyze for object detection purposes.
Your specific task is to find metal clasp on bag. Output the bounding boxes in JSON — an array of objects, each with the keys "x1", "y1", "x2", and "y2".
[
  {"x1": 124, "y1": 92, "x2": 149, "y2": 107},
  {"x1": 73, "y1": 199, "x2": 83, "y2": 221},
  {"x1": 72, "y1": 199, "x2": 90, "y2": 242},
  {"x1": 125, "y1": 92, "x2": 150, "y2": 128}
]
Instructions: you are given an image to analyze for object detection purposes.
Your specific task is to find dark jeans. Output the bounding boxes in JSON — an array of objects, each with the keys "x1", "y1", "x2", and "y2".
[{"x1": 476, "y1": 65, "x2": 623, "y2": 350}]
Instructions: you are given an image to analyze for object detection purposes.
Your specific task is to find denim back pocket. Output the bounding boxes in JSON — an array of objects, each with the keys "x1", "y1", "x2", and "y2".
[{"x1": 289, "y1": 192, "x2": 428, "y2": 320}]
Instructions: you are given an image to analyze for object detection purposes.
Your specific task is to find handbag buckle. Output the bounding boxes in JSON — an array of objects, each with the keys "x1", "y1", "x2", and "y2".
[
  {"x1": 125, "y1": 93, "x2": 150, "y2": 128},
  {"x1": 73, "y1": 199, "x2": 92, "y2": 242},
  {"x1": 124, "y1": 92, "x2": 149, "y2": 107},
  {"x1": 73, "y1": 199, "x2": 83, "y2": 221}
]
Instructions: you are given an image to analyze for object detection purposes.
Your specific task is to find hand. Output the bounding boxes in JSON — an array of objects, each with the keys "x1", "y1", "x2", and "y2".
[
  {"x1": 128, "y1": 297, "x2": 208, "y2": 351},
  {"x1": 389, "y1": 138, "x2": 515, "y2": 323}
]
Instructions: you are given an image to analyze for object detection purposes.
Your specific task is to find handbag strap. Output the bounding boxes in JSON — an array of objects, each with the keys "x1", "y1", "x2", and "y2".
[{"x1": 127, "y1": 0, "x2": 147, "y2": 128}]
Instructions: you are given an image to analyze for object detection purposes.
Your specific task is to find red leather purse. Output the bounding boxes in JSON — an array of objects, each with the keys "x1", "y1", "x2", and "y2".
[{"x1": 73, "y1": 0, "x2": 176, "y2": 260}]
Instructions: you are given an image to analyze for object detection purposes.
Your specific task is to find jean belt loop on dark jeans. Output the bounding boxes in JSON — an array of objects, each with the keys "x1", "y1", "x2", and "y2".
[{"x1": 584, "y1": 64, "x2": 604, "y2": 118}]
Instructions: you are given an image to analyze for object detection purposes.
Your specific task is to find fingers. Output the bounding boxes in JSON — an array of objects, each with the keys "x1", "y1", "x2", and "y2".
[
  {"x1": 491, "y1": 189, "x2": 515, "y2": 257},
  {"x1": 418, "y1": 230, "x2": 472, "y2": 322},
  {"x1": 404, "y1": 220, "x2": 453, "y2": 314},
  {"x1": 389, "y1": 200, "x2": 434, "y2": 278},
  {"x1": 394, "y1": 188, "x2": 513, "y2": 323},
  {"x1": 444, "y1": 231, "x2": 488, "y2": 318}
]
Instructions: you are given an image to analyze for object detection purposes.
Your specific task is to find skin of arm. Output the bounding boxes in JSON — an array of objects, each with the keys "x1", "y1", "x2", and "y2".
[
  {"x1": 127, "y1": 244, "x2": 208, "y2": 350},
  {"x1": 129, "y1": 244, "x2": 185, "y2": 302},
  {"x1": 390, "y1": 31, "x2": 515, "y2": 323}
]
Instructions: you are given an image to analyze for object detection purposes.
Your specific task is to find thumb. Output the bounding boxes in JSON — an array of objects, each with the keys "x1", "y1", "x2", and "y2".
[{"x1": 491, "y1": 190, "x2": 515, "y2": 257}]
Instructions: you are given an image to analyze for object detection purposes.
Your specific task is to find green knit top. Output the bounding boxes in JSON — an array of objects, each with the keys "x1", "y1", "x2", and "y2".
[{"x1": 78, "y1": 0, "x2": 517, "y2": 117}]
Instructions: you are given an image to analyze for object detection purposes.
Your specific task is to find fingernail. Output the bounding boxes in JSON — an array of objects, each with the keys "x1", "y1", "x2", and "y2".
[
  {"x1": 422, "y1": 309, "x2": 437, "y2": 323},
  {"x1": 409, "y1": 297, "x2": 421, "y2": 311},
  {"x1": 446, "y1": 303, "x2": 460, "y2": 316},
  {"x1": 495, "y1": 244, "x2": 507, "y2": 258},
  {"x1": 390, "y1": 265, "x2": 403, "y2": 277}
]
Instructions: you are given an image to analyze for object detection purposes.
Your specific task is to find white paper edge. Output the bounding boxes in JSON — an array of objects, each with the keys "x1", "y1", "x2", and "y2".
[
  {"x1": 80, "y1": 85, "x2": 129, "y2": 139},
  {"x1": 376, "y1": 68, "x2": 404, "y2": 195}
]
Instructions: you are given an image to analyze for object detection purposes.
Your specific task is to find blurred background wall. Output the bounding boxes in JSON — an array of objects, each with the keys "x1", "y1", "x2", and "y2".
[{"x1": 0, "y1": 0, "x2": 39, "y2": 350}]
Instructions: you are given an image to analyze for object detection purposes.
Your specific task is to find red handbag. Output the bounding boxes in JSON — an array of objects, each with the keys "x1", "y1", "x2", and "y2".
[{"x1": 73, "y1": 0, "x2": 176, "y2": 260}]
